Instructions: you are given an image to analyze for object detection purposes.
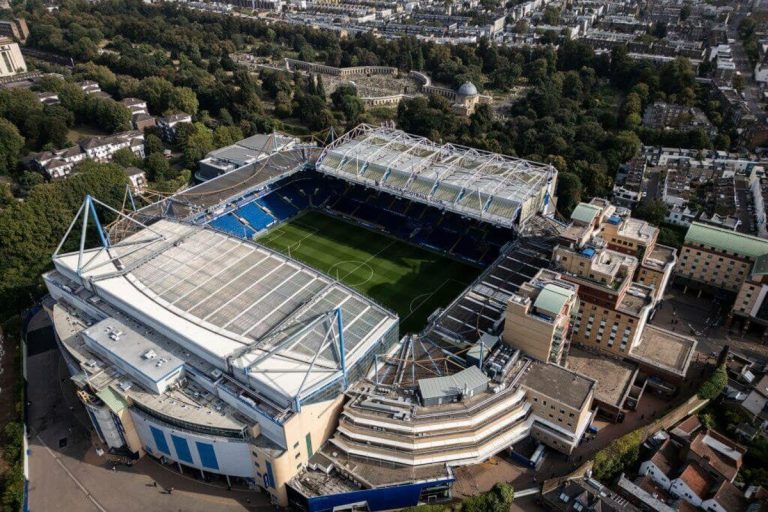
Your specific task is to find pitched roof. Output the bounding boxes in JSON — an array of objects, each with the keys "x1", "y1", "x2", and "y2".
[
  {"x1": 533, "y1": 283, "x2": 574, "y2": 317},
  {"x1": 685, "y1": 222, "x2": 768, "y2": 259},
  {"x1": 689, "y1": 429, "x2": 746, "y2": 481},
  {"x1": 709, "y1": 480, "x2": 747, "y2": 512},
  {"x1": 671, "y1": 415, "x2": 702, "y2": 440},
  {"x1": 677, "y1": 463, "x2": 715, "y2": 498},
  {"x1": 649, "y1": 438, "x2": 682, "y2": 475},
  {"x1": 571, "y1": 202, "x2": 603, "y2": 225}
]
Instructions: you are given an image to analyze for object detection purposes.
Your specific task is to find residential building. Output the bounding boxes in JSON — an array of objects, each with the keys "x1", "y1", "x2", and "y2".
[
  {"x1": 157, "y1": 112, "x2": 192, "y2": 142},
  {"x1": 677, "y1": 222, "x2": 768, "y2": 334},
  {"x1": 640, "y1": 422, "x2": 749, "y2": 510},
  {"x1": 32, "y1": 131, "x2": 145, "y2": 179},
  {"x1": 124, "y1": 166, "x2": 147, "y2": 193},
  {"x1": 541, "y1": 475, "x2": 640, "y2": 512},
  {"x1": 0, "y1": 18, "x2": 29, "y2": 42},
  {"x1": 503, "y1": 269, "x2": 579, "y2": 365},
  {"x1": 0, "y1": 36, "x2": 26, "y2": 78}
]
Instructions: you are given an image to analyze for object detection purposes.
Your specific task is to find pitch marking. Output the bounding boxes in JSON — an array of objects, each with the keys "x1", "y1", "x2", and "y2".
[
  {"x1": 327, "y1": 260, "x2": 375, "y2": 287},
  {"x1": 401, "y1": 278, "x2": 465, "y2": 322}
]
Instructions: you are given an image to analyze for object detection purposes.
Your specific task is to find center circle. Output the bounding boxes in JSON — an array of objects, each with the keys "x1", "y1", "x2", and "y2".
[{"x1": 327, "y1": 260, "x2": 374, "y2": 287}]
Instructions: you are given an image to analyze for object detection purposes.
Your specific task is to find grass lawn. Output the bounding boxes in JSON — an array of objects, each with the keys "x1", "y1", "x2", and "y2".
[
  {"x1": 258, "y1": 211, "x2": 482, "y2": 334},
  {"x1": 66, "y1": 124, "x2": 109, "y2": 144}
]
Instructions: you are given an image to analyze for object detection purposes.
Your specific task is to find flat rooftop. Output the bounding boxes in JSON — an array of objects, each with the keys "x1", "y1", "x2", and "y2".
[
  {"x1": 521, "y1": 361, "x2": 595, "y2": 411},
  {"x1": 618, "y1": 217, "x2": 656, "y2": 243},
  {"x1": 618, "y1": 285, "x2": 653, "y2": 316},
  {"x1": 49, "y1": 303, "x2": 252, "y2": 432},
  {"x1": 629, "y1": 325, "x2": 696, "y2": 377},
  {"x1": 313, "y1": 446, "x2": 450, "y2": 489},
  {"x1": 566, "y1": 348, "x2": 637, "y2": 408},
  {"x1": 83, "y1": 318, "x2": 184, "y2": 385},
  {"x1": 644, "y1": 244, "x2": 676, "y2": 271}
]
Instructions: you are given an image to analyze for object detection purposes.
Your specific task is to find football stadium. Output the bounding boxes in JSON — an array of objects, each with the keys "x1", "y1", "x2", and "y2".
[{"x1": 43, "y1": 123, "x2": 614, "y2": 511}]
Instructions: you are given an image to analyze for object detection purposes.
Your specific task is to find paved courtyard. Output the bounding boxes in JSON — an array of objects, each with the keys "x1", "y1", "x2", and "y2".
[{"x1": 653, "y1": 284, "x2": 768, "y2": 363}]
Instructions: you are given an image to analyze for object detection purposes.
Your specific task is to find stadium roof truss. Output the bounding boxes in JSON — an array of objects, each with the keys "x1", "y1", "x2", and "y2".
[{"x1": 316, "y1": 124, "x2": 557, "y2": 228}]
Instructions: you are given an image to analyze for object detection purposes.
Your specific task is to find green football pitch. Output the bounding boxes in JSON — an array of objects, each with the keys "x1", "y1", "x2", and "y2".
[{"x1": 257, "y1": 211, "x2": 482, "y2": 334}]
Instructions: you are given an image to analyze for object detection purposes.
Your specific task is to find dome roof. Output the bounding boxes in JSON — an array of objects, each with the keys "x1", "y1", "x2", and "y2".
[{"x1": 457, "y1": 82, "x2": 478, "y2": 97}]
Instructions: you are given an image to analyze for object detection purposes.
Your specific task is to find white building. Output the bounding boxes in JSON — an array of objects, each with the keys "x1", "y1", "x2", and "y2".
[{"x1": 0, "y1": 36, "x2": 26, "y2": 78}]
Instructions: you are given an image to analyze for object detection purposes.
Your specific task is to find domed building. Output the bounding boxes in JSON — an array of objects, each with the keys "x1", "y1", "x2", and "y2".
[
  {"x1": 456, "y1": 81, "x2": 479, "y2": 98},
  {"x1": 453, "y1": 81, "x2": 485, "y2": 116}
]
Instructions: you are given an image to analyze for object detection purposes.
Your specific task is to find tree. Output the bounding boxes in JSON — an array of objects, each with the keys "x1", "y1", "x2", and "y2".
[
  {"x1": 556, "y1": 172, "x2": 582, "y2": 215},
  {"x1": 213, "y1": 125, "x2": 244, "y2": 147},
  {"x1": 112, "y1": 148, "x2": 142, "y2": 168},
  {"x1": 542, "y1": 6, "x2": 561, "y2": 24},
  {"x1": 144, "y1": 152, "x2": 170, "y2": 182},
  {"x1": 18, "y1": 171, "x2": 44, "y2": 197},
  {"x1": 0, "y1": 119, "x2": 24, "y2": 175},
  {"x1": 181, "y1": 123, "x2": 215, "y2": 167},
  {"x1": 461, "y1": 482, "x2": 514, "y2": 512},
  {"x1": 698, "y1": 364, "x2": 727, "y2": 400},
  {"x1": 593, "y1": 428, "x2": 643, "y2": 480},
  {"x1": 633, "y1": 199, "x2": 668, "y2": 226},
  {"x1": 331, "y1": 84, "x2": 364, "y2": 125},
  {"x1": 144, "y1": 133, "x2": 165, "y2": 155},
  {"x1": 168, "y1": 86, "x2": 199, "y2": 115},
  {"x1": 85, "y1": 97, "x2": 132, "y2": 133},
  {"x1": 0, "y1": 161, "x2": 128, "y2": 316}
]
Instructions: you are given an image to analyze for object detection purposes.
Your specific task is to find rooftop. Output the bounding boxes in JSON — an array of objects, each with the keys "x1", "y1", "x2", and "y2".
[
  {"x1": 629, "y1": 325, "x2": 696, "y2": 377},
  {"x1": 570, "y1": 202, "x2": 603, "y2": 225},
  {"x1": 710, "y1": 480, "x2": 748, "y2": 512},
  {"x1": 566, "y1": 348, "x2": 637, "y2": 408},
  {"x1": 689, "y1": 429, "x2": 745, "y2": 482},
  {"x1": 647, "y1": 438, "x2": 683, "y2": 475},
  {"x1": 685, "y1": 222, "x2": 768, "y2": 259},
  {"x1": 53, "y1": 218, "x2": 398, "y2": 405},
  {"x1": 677, "y1": 463, "x2": 715, "y2": 498},
  {"x1": 316, "y1": 124, "x2": 556, "y2": 228},
  {"x1": 533, "y1": 283, "x2": 575, "y2": 318},
  {"x1": 418, "y1": 365, "x2": 489, "y2": 402},
  {"x1": 82, "y1": 318, "x2": 184, "y2": 385},
  {"x1": 617, "y1": 285, "x2": 652, "y2": 316},
  {"x1": 617, "y1": 217, "x2": 657, "y2": 243},
  {"x1": 521, "y1": 361, "x2": 595, "y2": 411}
]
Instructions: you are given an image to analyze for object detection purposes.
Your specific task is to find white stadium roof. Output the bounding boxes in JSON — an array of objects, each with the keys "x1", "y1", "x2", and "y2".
[
  {"x1": 316, "y1": 124, "x2": 557, "y2": 228},
  {"x1": 52, "y1": 210, "x2": 397, "y2": 406}
]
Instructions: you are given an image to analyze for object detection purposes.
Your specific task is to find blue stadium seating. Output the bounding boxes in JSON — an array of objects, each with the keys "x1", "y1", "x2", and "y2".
[
  {"x1": 204, "y1": 170, "x2": 514, "y2": 264},
  {"x1": 257, "y1": 194, "x2": 298, "y2": 221},
  {"x1": 237, "y1": 202, "x2": 275, "y2": 231},
  {"x1": 209, "y1": 214, "x2": 256, "y2": 239}
]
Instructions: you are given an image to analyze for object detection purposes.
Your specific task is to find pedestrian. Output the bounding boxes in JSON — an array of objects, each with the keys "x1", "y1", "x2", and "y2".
[
  {"x1": 168, "y1": 487, "x2": 174, "y2": 495},
  {"x1": 153, "y1": 481, "x2": 157, "y2": 488}
]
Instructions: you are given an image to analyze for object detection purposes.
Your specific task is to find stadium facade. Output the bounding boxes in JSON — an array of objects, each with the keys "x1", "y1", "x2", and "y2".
[{"x1": 43, "y1": 125, "x2": 690, "y2": 510}]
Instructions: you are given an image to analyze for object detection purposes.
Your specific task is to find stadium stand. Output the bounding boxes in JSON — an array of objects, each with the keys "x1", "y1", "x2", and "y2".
[{"x1": 202, "y1": 166, "x2": 520, "y2": 266}]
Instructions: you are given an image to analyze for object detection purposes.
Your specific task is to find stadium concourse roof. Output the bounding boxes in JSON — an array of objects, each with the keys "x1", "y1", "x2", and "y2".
[
  {"x1": 316, "y1": 124, "x2": 557, "y2": 228},
  {"x1": 52, "y1": 203, "x2": 397, "y2": 406}
]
